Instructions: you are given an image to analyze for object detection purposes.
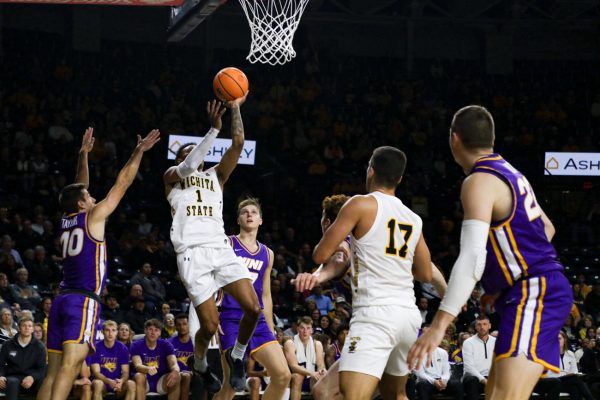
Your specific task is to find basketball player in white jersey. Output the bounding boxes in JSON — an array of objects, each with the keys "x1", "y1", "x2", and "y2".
[
  {"x1": 312, "y1": 146, "x2": 434, "y2": 400},
  {"x1": 163, "y1": 95, "x2": 261, "y2": 395}
]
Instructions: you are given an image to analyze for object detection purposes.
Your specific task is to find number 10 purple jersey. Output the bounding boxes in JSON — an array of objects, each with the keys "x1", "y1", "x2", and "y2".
[{"x1": 59, "y1": 211, "x2": 107, "y2": 295}]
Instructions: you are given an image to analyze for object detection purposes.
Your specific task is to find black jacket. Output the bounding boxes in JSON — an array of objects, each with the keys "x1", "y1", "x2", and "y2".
[{"x1": 0, "y1": 334, "x2": 46, "y2": 382}]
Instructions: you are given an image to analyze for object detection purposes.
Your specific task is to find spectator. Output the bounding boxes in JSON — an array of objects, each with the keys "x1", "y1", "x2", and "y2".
[
  {"x1": 130, "y1": 262, "x2": 166, "y2": 305},
  {"x1": 121, "y1": 284, "x2": 148, "y2": 312},
  {"x1": 414, "y1": 345, "x2": 464, "y2": 400},
  {"x1": 306, "y1": 285, "x2": 333, "y2": 316},
  {"x1": 162, "y1": 313, "x2": 176, "y2": 338},
  {"x1": 27, "y1": 245, "x2": 58, "y2": 288},
  {"x1": 118, "y1": 322, "x2": 134, "y2": 349},
  {"x1": 131, "y1": 319, "x2": 181, "y2": 399},
  {"x1": 33, "y1": 322, "x2": 45, "y2": 342},
  {"x1": 546, "y1": 331, "x2": 595, "y2": 400},
  {"x1": 584, "y1": 281, "x2": 600, "y2": 323},
  {"x1": 451, "y1": 332, "x2": 471, "y2": 363},
  {"x1": 168, "y1": 314, "x2": 194, "y2": 400},
  {"x1": 0, "y1": 235, "x2": 23, "y2": 266},
  {"x1": 328, "y1": 296, "x2": 350, "y2": 323},
  {"x1": 14, "y1": 219, "x2": 41, "y2": 254},
  {"x1": 325, "y1": 323, "x2": 348, "y2": 368},
  {"x1": 0, "y1": 273, "x2": 14, "y2": 305},
  {"x1": 418, "y1": 297, "x2": 434, "y2": 325},
  {"x1": 462, "y1": 316, "x2": 496, "y2": 400},
  {"x1": 0, "y1": 308, "x2": 17, "y2": 337},
  {"x1": 35, "y1": 295, "x2": 51, "y2": 321},
  {"x1": 101, "y1": 293, "x2": 124, "y2": 324},
  {"x1": 0, "y1": 316, "x2": 47, "y2": 398},
  {"x1": 125, "y1": 298, "x2": 150, "y2": 334},
  {"x1": 90, "y1": 320, "x2": 135, "y2": 400},
  {"x1": 9, "y1": 267, "x2": 41, "y2": 310},
  {"x1": 284, "y1": 316, "x2": 326, "y2": 400}
]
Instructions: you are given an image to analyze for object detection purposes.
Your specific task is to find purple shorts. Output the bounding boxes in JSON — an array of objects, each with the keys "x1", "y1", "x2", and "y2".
[
  {"x1": 219, "y1": 318, "x2": 277, "y2": 355},
  {"x1": 494, "y1": 271, "x2": 572, "y2": 373},
  {"x1": 47, "y1": 293, "x2": 100, "y2": 353}
]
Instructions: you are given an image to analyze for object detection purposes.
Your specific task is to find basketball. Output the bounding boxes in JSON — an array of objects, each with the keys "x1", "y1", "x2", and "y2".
[{"x1": 213, "y1": 67, "x2": 249, "y2": 102}]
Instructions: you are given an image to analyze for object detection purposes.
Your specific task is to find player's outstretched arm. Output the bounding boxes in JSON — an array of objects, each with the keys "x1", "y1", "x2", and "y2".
[
  {"x1": 313, "y1": 197, "x2": 364, "y2": 265},
  {"x1": 164, "y1": 100, "x2": 226, "y2": 186},
  {"x1": 292, "y1": 241, "x2": 349, "y2": 292},
  {"x1": 408, "y1": 174, "x2": 493, "y2": 370},
  {"x1": 90, "y1": 130, "x2": 160, "y2": 225},
  {"x1": 216, "y1": 92, "x2": 248, "y2": 186},
  {"x1": 74, "y1": 127, "x2": 95, "y2": 187},
  {"x1": 412, "y1": 234, "x2": 433, "y2": 283},
  {"x1": 540, "y1": 210, "x2": 556, "y2": 241},
  {"x1": 430, "y1": 263, "x2": 448, "y2": 298}
]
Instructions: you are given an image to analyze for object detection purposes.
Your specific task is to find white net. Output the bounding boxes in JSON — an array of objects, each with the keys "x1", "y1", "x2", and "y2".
[{"x1": 238, "y1": 0, "x2": 310, "y2": 65}]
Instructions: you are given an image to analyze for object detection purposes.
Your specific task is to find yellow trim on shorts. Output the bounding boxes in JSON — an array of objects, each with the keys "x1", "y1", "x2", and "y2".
[
  {"x1": 64, "y1": 297, "x2": 89, "y2": 344},
  {"x1": 250, "y1": 340, "x2": 279, "y2": 355},
  {"x1": 495, "y1": 280, "x2": 527, "y2": 361},
  {"x1": 530, "y1": 277, "x2": 558, "y2": 373},
  {"x1": 47, "y1": 349, "x2": 62, "y2": 354}
]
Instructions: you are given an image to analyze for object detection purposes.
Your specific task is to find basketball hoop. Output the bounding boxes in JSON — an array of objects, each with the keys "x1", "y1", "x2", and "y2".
[{"x1": 238, "y1": 0, "x2": 310, "y2": 65}]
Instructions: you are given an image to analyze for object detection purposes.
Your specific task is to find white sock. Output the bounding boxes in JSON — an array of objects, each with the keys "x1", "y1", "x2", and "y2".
[
  {"x1": 194, "y1": 355, "x2": 208, "y2": 373},
  {"x1": 230, "y1": 340, "x2": 247, "y2": 361}
]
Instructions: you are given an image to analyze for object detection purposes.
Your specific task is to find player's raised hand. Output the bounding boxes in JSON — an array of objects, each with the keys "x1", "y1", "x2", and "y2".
[
  {"x1": 224, "y1": 91, "x2": 249, "y2": 109},
  {"x1": 291, "y1": 272, "x2": 320, "y2": 292},
  {"x1": 80, "y1": 127, "x2": 95, "y2": 153},
  {"x1": 136, "y1": 129, "x2": 161, "y2": 152},
  {"x1": 407, "y1": 325, "x2": 445, "y2": 371},
  {"x1": 207, "y1": 100, "x2": 227, "y2": 130}
]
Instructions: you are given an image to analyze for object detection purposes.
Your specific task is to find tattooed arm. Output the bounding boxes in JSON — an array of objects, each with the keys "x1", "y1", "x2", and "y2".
[{"x1": 216, "y1": 92, "x2": 248, "y2": 187}]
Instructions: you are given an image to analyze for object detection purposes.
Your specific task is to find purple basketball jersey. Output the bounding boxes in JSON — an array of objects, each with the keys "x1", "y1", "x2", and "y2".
[
  {"x1": 168, "y1": 335, "x2": 194, "y2": 372},
  {"x1": 59, "y1": 212, "x2": 107, "y2": 295},
  {"x1": 219, "y1": 235, "x2": 271, "y2": 320},
  {"x1": 470, "y1": 154, "x2": 563, "y2": 295},
  {"x1": 91, "y1": 340, "x2": 130, "y2": 380},
  {"x1": 130, "y1": 339, "x2": 175, "y2": 377}
]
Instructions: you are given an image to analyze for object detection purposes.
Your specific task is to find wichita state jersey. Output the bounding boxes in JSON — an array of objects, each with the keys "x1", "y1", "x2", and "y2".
[
  {"x1": 351, "y1": 191, "x2": 422, "y2": 308},
  {"x1": 167, "y1": 167, "x2": 229, "y2": 252}
]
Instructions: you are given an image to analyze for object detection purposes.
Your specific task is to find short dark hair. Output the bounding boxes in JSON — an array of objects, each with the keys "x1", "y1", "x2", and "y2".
[
  {"x1": 59, "y1": 183, "x2": 87, "y2": 214},
  {"x1": 369, "y1": 146, "x2": 407, "y2": 188},
  {"x1": 322, "y1": 195, "x2": 351, "y2": 221},
  {"x1": 337, "y1": 323, "x2": 349, "y2": 336},
  {"x1": 174, "y1": 313, "x2": 188, "y2": 323},
  {"x1": 450, "y1": 105, "x2": 495, "y2": 150},
  {"x1": 175, "y1": 142, "x2": 195, "y2": 162},
  {"x1": 144, "y1": 318, "x2": 163, "y2": 330}
]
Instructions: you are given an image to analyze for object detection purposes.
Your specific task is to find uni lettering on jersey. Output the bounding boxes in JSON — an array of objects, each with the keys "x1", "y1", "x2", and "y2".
[{"x1": 242, "y1": 257, "x2": 264, "y2": 271}]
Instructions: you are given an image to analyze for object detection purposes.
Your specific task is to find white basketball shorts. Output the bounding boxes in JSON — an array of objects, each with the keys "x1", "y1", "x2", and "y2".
[
  {"x1": 177, "y1": 246, "x2": 251, "y2": 307},
  {"x1": 339, "y1": 305, "x2": 421, "y2": 378}
]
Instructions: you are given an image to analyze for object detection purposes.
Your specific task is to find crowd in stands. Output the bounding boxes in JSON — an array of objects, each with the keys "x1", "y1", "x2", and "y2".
[{"x1": 0, "y1": 29, "x2": 600, "y2": 398}]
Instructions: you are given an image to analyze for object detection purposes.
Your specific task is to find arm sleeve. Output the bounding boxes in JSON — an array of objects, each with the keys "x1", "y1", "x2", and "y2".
[
  {"x1": 438, "y1": 220, "x2": 489, "y2": 317},
  {"x1": 175, "y1": 128, "x2": 220, "y2": 178},
  {"x1": 462, "y1": 340, "x2": 485, "y2": 382}
]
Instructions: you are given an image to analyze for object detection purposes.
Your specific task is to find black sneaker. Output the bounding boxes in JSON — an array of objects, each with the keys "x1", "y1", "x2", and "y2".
[
  {"x1": 187, "y1": 354, "x2": 221, "y2": 396},
  {"x1": 225, "y1": 349, "x2": 246, "y2": 392}
]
